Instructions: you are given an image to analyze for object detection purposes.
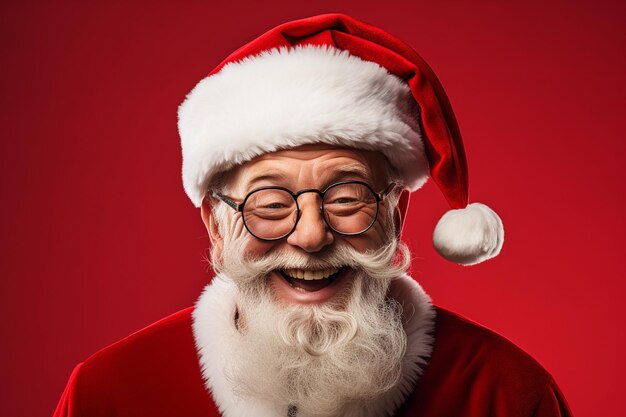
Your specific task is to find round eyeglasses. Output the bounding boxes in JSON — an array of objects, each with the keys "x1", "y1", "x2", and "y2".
[{"x1": 213, "y1": 181, "x2": 397, "y2": 241}]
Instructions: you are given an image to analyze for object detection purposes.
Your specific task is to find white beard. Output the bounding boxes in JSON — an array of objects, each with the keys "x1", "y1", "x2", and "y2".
[
  {"x1": 226, "y1": 271, "x2": 406, "y2": 417},
  {"x1": 210, "y1": 232, "x2": 411, "y2": 417},
  {"x1": 192, "y1": 272, "x2": 436, "y2": 417}
]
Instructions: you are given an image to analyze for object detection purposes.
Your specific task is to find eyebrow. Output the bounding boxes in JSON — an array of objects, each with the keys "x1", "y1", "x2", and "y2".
[
  {"x1": 243, "y1": 171, "x2": 291, "y2": 190},
  {"x1": 317, "y1": 165, "x2": 373, "y2": 190},
  {"x1": 242, "y1": 163, "x2": 372, "y2": 192},
  {"x1": 329, "y1": 163, "x2": 371, "y2": 181}
]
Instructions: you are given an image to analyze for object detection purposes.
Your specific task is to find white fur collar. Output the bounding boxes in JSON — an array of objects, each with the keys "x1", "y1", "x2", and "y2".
[{"x1": 192, "y1": 274, "x2": 435, "y2": 417}]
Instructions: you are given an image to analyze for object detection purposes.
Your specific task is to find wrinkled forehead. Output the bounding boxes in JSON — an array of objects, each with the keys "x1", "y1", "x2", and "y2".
[{"x1": 222, "y1": 144, "x2": 393, "y2": 195}]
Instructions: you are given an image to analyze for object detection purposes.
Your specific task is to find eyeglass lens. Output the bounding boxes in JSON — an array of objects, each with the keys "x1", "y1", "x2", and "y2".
[{"x1": 242, "y1": 183, "x2": 378, "y2": 240}]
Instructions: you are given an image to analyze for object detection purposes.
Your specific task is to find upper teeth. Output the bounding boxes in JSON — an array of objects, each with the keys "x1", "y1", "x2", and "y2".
[{"x1": 283, "y1": 268, "x2": 339, "y2": 281}]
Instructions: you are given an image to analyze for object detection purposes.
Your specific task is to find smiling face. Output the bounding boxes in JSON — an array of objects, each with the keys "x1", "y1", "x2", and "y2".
[
  {"x1": 200, "y1": 144, "x2": 413, "y2": 415},
  {"x1": 201, "y1": 144, "x2": 410, "y2": 307}
]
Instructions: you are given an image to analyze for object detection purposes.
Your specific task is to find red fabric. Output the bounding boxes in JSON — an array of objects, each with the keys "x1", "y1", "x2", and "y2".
[
  {"x1": 206, "y1": 13, "x2": 469, "y2": 209},
  {"x1": 53, "y1": 307, "x2": 572, "y2": 416},
  {"x1": 397, "y1": 310, "x2": 573, "y2": 417},
  {"x1": 53, "y1": 309, "x2": 220, "y2": 417}
]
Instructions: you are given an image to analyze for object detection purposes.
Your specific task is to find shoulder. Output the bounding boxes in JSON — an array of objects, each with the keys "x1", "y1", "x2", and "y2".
[
  {"x1": 432, "y1": 306, "x2": 551, "y2": 382},
  {"x1": 80, "y1": 307, "x2": 197, "y2": 377},
  {"x1": 63, "y1": 308, "x2": 219, "y2": 416},
  {"x1": 400, "y1": 306, "x2": 567, "y2": 416}
]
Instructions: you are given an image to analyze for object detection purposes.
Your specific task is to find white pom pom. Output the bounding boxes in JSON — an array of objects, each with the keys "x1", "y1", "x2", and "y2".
[{"x1": 432, "y1": 202, "x2": 504, "y2": 266}]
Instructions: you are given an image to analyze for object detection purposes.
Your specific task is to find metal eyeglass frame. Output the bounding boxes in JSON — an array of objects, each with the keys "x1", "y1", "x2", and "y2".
[{"x1": 213, "y1": 180, "x2": 398, "y2": 241}]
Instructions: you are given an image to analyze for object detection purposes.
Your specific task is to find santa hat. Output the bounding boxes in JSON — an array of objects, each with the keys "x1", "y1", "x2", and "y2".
[{"x1": 178, "y1": 13, "x2": 504, "y2": 266}]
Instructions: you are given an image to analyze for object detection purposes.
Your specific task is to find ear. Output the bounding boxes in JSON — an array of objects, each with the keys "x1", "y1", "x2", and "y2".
[
  {"x1": 393, "y1": 188, "x2": 411, "y2": 236},
  {"x1": 200, "y1": 197, "x2": 224, "y2": 261}
]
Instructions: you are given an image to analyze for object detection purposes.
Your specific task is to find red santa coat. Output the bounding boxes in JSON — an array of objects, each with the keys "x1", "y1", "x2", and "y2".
[{"x1": 54, "y1": 278, "x2": 572, "y2": 417}]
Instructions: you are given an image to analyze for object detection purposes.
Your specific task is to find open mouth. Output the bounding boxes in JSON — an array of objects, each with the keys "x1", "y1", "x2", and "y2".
[{"x1": 278, "y1": 267, "x2": 344, "y2": 292}]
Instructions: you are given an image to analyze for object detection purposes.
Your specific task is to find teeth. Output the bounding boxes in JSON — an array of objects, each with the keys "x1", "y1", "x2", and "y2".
[{"x1": 283, "y1": 268, "x2": 339, "y2": 281}]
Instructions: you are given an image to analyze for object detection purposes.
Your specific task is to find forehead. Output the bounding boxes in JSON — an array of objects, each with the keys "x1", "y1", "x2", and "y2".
[{"x1": 224, "y1": 144, "x2": 391, "y2": 192}]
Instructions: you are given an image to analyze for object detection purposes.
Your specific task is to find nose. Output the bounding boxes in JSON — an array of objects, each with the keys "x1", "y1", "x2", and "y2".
[{"x1": 286, "y1": 193, "x2": 334, "y2": 253}]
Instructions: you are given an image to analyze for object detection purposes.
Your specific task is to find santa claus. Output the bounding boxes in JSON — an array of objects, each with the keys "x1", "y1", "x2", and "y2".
[{"x1": 54, "y1": 13, "x2": 573, "y2": 417}]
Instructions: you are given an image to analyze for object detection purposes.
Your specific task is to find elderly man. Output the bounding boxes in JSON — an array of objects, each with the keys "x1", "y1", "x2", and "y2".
[{"x1": 54, "y1": 14, "x2": 572, "y2": 417}]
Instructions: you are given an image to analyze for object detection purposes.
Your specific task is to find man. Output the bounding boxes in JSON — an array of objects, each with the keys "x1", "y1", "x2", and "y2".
[{"x1": 54, "y1": 13, "x2": 572, "y2": 417}]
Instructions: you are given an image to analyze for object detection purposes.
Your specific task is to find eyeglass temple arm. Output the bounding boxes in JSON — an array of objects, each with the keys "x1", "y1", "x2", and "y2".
[
  {"x1": 214, "y1": 192, "x2": 241, "y2": 211},
  {"x1": 378, "y1": 183, "x2": 400, "y2": 201}
]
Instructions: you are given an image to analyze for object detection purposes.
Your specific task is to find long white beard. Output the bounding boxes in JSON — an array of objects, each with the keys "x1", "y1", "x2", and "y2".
[{"x1": 217, "y1": 232, "x2": 411, "y2": 417}]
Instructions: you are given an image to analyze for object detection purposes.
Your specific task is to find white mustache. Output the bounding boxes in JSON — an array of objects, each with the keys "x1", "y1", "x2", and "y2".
[{"x1": 220, "y1": 235, "x2": 411, "y2": 285}]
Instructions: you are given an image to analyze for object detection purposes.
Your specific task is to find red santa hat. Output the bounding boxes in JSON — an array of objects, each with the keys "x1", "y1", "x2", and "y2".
[{"x1": 178, "y1": 13, "x2": 504, "y2": 266}]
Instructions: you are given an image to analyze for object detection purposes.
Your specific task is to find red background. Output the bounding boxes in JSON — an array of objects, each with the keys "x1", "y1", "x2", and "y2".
[{"x1": 1, "y1": 1, "x2": 624, "y2": 416}]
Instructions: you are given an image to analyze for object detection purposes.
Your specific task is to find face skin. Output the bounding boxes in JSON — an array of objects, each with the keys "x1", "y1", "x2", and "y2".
[{"x1": 201, "y1": 144, "x2": 411, "y2": 306}]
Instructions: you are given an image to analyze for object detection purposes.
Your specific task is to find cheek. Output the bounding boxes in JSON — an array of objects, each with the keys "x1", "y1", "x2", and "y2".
[
  {"x1": 227, "y1": 214, "x2": 250, "y2": 240},
  {"x1": 354, "y1": 207, "x2": 395, "y2": 250},
  {"x1": 243, "y1": 238, "x2": 278, "y2": 258},
  {"x1": 337, "y1": 222, "x2": 390, "y2": 252},
  {"x1": 230, "y1": 215, "x2": 279, "y2": 257}
]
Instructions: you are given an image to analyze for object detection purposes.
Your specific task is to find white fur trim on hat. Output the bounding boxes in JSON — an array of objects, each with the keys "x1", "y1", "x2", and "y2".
[
  {"x1": 432, "y1": 202, "x2": 504, "y2": 265},
  {"x1": 178, "y1": 44, "x2": 429, "y2": 207}
]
